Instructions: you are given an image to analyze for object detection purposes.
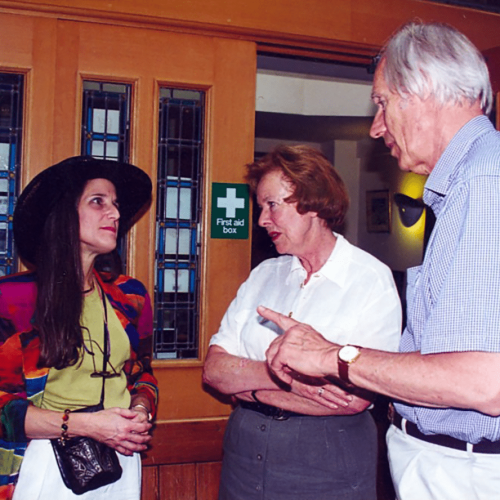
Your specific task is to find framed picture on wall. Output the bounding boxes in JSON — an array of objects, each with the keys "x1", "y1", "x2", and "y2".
[{"x1": 366, "y1": 189, "x2": 391, "y2": 233}]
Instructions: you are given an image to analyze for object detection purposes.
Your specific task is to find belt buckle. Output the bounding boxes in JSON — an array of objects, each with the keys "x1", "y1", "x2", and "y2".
[{"x1": 273, "y1": 408, "x2": 289, "y2": 421}]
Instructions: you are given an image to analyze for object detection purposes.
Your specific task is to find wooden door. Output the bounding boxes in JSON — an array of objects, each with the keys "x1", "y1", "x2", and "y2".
[{"x1": 0, "y1": 11, "x2": 256, "y2": 499}]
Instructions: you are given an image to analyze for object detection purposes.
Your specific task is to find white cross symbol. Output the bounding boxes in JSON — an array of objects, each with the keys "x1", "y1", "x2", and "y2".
[{"x1": 217, "y1": 188, "x2": 245, "y2": 218}]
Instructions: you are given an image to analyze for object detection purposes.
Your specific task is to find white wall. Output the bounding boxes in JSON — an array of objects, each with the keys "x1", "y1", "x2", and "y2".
[
  {"x1": 333, "y1": 140, "x2": 360, "y2": 245},
  {"x1": 256, "y1": 71, "x2": 376, "y2": 116}
]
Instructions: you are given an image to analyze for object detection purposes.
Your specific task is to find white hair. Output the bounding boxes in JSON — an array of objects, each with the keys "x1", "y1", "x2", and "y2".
[{"x1": 381, "y1": 21, "x2": 493, "y2": 115}]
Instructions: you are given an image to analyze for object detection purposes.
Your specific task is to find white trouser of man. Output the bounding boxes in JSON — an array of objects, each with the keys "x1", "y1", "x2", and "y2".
[{"x1": 387, "y1": 423, "x2": 500, "y2": 500}]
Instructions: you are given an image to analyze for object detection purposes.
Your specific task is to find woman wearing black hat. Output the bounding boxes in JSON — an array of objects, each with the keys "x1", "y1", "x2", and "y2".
[{"x1": 0, "y1": 156, "x2": 158, "y2": 500}]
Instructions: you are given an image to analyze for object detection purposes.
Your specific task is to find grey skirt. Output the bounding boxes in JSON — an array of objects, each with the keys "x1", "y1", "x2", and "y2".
[{"x1": 219, "y1": 405, "x2": 377, "y2": 500}]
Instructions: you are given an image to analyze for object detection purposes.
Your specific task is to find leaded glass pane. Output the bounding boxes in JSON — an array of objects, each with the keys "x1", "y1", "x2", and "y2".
[
  {"x1": 81, "y1": 81, "x2": 131, "y2": 162},
  {"x1": 0, "y1": 73, "x2": 23, "y2": 276},
  {"x1": 81, "y1": 80, "x2": 131, "y2": 267},
  {"x1": 154, "y1": 88, "x2": 204, "y2": 359}
]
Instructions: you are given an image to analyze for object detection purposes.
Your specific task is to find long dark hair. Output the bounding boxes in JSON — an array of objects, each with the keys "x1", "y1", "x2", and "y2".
[{"x1": 36, "y1": 182, "x2": 121, "y2": 369}]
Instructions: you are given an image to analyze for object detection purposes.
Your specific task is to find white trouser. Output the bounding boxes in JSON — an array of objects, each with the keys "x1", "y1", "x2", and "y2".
[
  {"x1": 13, "y1": 439, "x2": 141, "y2": 500},
  {"x1": 387, "y1": 424, "x2": 500, "y2": 500}
]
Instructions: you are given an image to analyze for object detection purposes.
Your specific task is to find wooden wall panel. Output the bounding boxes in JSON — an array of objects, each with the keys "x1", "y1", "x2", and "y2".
[
  {"x1": 484, "y1": 45, "x2": 500, "y2": 96},
  {"x1": 497, "y1": 92, "x2": 500, "y2": 132},
  {"x1": 140, "y1": 420, "x2": 226, "y2": 499},
  {"x1": 142, "y1": 419, "x2": 227, "y2": 466},
  {"x1": 52, "y1": 20, "x2": 80, "y2": 161},
  {"x1": 152, "y1": 367, "x2": 232, "y2": 421},
  {"x1": 140, "y1": 418, "x2": 225, "y2": 500},
  {"x1": 196, "y1": 462, "x2": 222, "y2": 500},
  {"x1": 202, "y1": 37, "x2": 256, "y2": 361},
  {"x1": 142, "y1": 466, "x2": 159, "y2": 500},
  {"x1": 160, "y1": 464, "x2": 197, "y2": 500},
  {"x1": 0, "y1": 14, "x2": 57, "y2": 182},
  {"x1": 482, "y1": 46, "x2": 500, "y2": 130},
  {"x1": 2, "y1": 0, "x2": 500, "y2": 60},
  {"x1": 142, "y1": 461, "x2": 222, "y2": 500}
]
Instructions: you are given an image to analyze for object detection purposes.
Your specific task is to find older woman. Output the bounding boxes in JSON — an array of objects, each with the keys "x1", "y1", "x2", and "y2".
[
  {"x1": 0, "y1": 156, "x2": 157, "y2": 500},
  {"x1": 203, "y1": 145, "x2": 402, "y2": 500}
]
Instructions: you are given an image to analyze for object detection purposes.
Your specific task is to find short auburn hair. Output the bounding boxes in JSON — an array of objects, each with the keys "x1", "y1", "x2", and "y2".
[{"x1": 245, "y1": 145, "x2": 349, "y2": 230}]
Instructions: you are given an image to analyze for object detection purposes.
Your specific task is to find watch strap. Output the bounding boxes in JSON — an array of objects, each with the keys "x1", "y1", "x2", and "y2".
[{"x1": 338, "y1": 357, "x2": 351, "y2": 385}]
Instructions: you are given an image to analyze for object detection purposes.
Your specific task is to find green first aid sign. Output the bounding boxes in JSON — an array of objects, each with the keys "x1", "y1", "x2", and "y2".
[{"x1": 211, "y1": 183, "x2": 250, "y2": 239}]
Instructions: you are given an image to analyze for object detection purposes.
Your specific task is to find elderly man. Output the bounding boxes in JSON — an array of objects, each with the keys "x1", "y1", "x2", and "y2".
[{"x1": 262, "y1": 21, "x2": 500, "y2": 500}]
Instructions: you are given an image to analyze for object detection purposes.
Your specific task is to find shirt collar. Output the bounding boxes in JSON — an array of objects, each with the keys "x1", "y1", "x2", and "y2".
[
  {"x1": 424, "y1": 115, "x2": 493, "y2": 205},
  {"x1": 289, "y1": 232, "x2": 350, "y2": 288}
]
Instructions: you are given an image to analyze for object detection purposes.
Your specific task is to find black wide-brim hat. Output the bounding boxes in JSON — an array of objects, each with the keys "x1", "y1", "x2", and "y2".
[{"x1": 14, "y1": 155, "x2": 152, "y2": 266}]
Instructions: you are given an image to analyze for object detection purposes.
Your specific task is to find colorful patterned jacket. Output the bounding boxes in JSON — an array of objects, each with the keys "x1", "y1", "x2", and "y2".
[{"x1": 0, "y1": 271, "x2": 158, "y2": 500}]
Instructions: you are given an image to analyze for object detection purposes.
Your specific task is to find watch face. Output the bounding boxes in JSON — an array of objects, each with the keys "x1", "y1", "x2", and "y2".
[{"x1": 339, "y1": 345, "x2": 360, "y2": 363}]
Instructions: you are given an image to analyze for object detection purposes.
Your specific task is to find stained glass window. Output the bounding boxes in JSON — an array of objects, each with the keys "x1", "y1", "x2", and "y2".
[
  {"x1": 81, "y1": 81, "x2": 131, "y2": 162},
  {"x1": 154, "y1": 88, "x2": 205, "y2": 359},
  {"x1": 81, "y1": 81, "x2": 131, "y2": 264},
  {"x1": 0, "y1": 73, "x2": 23, "y2": 276}
]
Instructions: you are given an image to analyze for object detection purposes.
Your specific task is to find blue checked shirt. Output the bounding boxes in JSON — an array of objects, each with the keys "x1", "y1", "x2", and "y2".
[{"x1": 394, "y1": 115, "x2": 500, "y2": 443}]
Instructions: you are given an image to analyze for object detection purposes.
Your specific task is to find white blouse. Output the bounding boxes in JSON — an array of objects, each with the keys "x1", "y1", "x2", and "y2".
[{"x1": 210, "y1": 234, "x2": 402, "y2": 360}]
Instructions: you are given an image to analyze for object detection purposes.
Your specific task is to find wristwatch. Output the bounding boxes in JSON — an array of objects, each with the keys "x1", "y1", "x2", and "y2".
[{"x1": 338, "y1": 345, "x2": 362, "y2": 385}]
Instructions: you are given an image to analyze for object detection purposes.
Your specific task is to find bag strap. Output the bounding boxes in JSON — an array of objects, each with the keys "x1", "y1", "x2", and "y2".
[{"x1": 96, "y1": 281, "x2": 109, "y2": 406}]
